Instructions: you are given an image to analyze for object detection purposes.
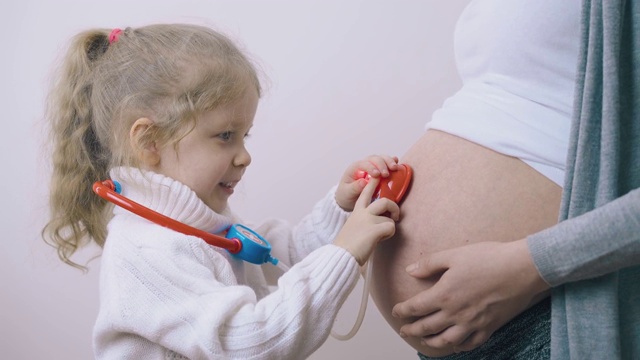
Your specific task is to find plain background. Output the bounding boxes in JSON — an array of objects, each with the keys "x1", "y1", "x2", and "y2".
[{"x1": 1, "y1": 0, "x2": 471, "y2": 358}]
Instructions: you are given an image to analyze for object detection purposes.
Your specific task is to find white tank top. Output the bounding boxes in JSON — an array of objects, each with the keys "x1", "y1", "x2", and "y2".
[{"x1": 426, "y1": 0, "x2": 582, "y2": 186}]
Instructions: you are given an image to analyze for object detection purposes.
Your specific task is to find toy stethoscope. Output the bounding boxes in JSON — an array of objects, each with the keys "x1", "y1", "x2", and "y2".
[
  {"x1": 92, "y1": 164, "x2": 413, "y2": 340},
  {"x1": 93, "y1": 179, "x2": 281, "y2": 267}
]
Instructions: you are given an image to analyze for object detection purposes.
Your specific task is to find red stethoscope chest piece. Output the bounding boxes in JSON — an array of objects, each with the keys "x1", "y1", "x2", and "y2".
[
  {"x1": 375, "y1": 163, "x2": 413, "y2": 203},
  {"x1": 358, "y1": 163, "x2": 413, "y2": 203}
]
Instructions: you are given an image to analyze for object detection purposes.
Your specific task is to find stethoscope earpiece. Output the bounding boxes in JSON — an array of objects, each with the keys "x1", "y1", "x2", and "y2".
[{"x1": 112, "y1": 180, "x2": 122, "y2": 194}]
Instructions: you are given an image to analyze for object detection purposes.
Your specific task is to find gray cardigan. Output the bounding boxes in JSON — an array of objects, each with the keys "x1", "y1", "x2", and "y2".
[{"x1": 528, "y1": 0, "x2": 640, "y2": 358}]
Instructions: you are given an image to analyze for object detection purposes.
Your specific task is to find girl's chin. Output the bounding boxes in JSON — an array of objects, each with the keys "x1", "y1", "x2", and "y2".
[{"x1": 207, "y1": 195, "x2": 229, "y2": 214}]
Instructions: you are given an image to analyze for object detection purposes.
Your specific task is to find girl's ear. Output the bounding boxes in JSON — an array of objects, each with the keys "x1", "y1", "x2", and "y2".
[{"x1": 130, "y1": 118, "x2": 161, "y2": 166}]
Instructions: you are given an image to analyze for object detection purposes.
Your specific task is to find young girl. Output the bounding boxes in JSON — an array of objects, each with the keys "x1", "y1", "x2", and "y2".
[{"x1": 42, "y1": 24, "x2": 401, "y2": 359}]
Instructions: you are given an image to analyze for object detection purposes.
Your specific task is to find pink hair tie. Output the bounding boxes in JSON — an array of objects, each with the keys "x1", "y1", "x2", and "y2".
[{"x1": 108, "y1": 28, "x2": 123, "y2": 44}]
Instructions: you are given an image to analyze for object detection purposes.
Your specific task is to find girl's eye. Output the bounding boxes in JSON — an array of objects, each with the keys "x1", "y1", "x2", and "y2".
[{"x1": 218, "y1": 131, "x2": 233, "y2": 141}]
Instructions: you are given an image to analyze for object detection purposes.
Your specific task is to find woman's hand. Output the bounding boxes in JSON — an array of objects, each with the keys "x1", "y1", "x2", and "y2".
[
  {"x1": 334, "y1": 177, "x2": 400, "y2": 265},
  {"x1": 391, "y1": 239, "x2": 550, "y2": 353},
  {"x1": 335, "y1": 155, "x2": 399, "y2": 211}
]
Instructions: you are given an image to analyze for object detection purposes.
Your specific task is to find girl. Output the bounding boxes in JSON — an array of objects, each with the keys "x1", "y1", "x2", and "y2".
[{"x1": 42, "y1": 24, "x2": 400, "y2": 359}]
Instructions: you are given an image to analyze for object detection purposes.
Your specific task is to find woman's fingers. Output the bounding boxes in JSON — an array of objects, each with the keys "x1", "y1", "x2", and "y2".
[
  {"x1": 398, "y1": 314, "x2": 489, "y2": 353},
  {"x1": 393, "y1": 285, "x2": 441, "y2": 319},
  {"x1": 392, "y1": 254, "x2": 450, "y2": 319},
  {"x1": 398, "y1": 309, "x2": 451, "y2": 339}
]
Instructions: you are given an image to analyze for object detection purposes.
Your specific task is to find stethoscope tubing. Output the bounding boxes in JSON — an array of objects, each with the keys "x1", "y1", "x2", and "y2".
[{"x1": 92, "y1": 180, "x2": 242, "y2": 253}]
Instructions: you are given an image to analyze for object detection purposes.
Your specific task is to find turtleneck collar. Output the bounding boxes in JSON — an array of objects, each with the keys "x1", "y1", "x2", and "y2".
[{"x1": 109, "y1": 167, "x2": 233, "y2": 234}]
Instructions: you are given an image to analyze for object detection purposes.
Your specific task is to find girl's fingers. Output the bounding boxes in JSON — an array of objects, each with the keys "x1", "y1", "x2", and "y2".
[
  {"x1": 382, "y1": 155, "x2": 400, "y2": 170},
  {"x1": 352, "y1": 155, "x2": 400, "y2": 181},
  {"x1": 345, "y1": 178, "x2": 368, "y2": 199},
  {"x1": 366, "y1": 155, "x2": 398, "y2": 177},
  {"x1": 367, "y1": 198, "x2": 400, "y2": 221},
  {"x1": 355, "y1": 176, "x2": 380, "y2": 209}
]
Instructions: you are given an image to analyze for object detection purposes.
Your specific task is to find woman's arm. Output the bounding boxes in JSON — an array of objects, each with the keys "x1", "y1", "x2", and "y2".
[{"x1": 529, "y1": 187, "x2": 640, "y2": 286}]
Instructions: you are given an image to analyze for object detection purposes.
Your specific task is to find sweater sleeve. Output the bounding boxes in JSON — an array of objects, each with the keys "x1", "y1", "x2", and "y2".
[
  {"x1": 94, "y1": 230, "x2": 359, "y2": 360},
  {"x1": 527, "y1": 188, "x2": 640, "y2": 287},
  {"x1": 251, "y1": 186, "x2": 350, "y2": 270}
]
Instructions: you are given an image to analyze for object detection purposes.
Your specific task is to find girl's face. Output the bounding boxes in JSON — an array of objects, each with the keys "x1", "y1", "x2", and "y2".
[{"x1": 155, "y1": 86, "x2": 259, "y2": 213}]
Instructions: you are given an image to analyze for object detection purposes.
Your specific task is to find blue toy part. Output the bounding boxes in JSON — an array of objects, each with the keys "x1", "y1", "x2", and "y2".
[
  {"x1": 112, "y1": 180, "x2": 122, "y2": 194},
  {"x1": 225, "y1": 224, "x2": 279, "y2": 265}
]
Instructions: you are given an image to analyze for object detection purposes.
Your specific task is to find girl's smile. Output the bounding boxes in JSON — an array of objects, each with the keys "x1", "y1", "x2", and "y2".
[{"x1": 219, "y1": 179, "x2": 241, "y2": 194}]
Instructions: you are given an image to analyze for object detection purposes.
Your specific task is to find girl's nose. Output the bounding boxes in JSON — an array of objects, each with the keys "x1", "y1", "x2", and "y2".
[{"x1": 234, "y1": 145, "x2": 251, "y2": 167}]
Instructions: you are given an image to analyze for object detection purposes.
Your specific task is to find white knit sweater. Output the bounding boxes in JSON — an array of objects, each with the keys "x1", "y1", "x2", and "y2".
[{"x1": 93, "y1": 168, "x2": 359, "y2": 359}]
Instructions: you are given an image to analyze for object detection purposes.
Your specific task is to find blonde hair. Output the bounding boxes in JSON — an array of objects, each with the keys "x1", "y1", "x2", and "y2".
[{"x1": 42, "y1": 24, "x2": 261, "y2": 269}]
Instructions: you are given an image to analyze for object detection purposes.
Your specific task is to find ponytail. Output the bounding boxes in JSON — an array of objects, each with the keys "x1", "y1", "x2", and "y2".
[{"x1": 43, "y1": 30, "x2": 112, "y2": 269}]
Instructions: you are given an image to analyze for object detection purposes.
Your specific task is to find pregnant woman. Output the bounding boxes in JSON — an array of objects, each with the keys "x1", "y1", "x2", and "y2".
[{"x1": 370, "y1": 0, "x2": 581, "y2": 357}]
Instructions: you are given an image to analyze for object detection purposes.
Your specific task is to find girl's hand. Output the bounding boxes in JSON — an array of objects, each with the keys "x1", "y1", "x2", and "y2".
[
  {"x1": 333, "y1": 177, "x2": 400, "y2": 265},
  {"x1": 336, "y1": 155, "x2": 399, "y2": 211},
  {"x1": 391, "y1": 239, "x2": 550, "y2": 353}
]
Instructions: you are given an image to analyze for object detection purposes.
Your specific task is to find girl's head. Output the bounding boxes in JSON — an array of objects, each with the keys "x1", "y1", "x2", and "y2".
[{"x1": 43, "y1": 23, "x2": 261, "y2": 268}]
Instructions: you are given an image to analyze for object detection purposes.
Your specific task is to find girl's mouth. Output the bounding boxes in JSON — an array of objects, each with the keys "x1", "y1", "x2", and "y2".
[{"x1": 219, "y1": 181, "x2": 237, "y2": 194}]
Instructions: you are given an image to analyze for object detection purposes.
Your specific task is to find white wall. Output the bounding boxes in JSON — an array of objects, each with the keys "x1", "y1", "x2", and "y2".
[{"x1": 0, "y1": 0, "x2": 470, "y2": 358}]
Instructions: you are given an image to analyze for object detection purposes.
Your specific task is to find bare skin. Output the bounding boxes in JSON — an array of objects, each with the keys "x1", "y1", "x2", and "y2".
[{"x1": 369, "y1": 130, "x2": 561, "y2": 357}]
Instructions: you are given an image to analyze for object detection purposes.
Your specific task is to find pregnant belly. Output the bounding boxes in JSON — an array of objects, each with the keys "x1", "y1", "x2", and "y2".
[{"x1": 370, "y1": 129, "x2": 561, "y2": 357}]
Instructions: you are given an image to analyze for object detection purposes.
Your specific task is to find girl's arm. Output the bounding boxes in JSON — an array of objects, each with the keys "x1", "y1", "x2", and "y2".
[{"x1": 95, "y1": 233, "x2": 360, "y2": 360}]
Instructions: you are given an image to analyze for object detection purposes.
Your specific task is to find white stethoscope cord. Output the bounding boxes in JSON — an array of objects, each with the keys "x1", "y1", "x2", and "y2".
[{"x1": 330, "y1": 254, "x2": 374, "y2": 341}]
